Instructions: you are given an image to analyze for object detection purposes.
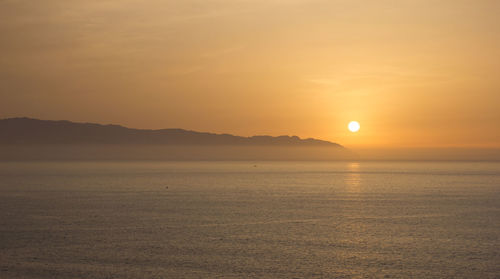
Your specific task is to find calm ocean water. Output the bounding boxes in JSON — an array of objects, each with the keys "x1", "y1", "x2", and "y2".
[{"x1": 0, "y1": 161, "x2": 499, "y2": 278}]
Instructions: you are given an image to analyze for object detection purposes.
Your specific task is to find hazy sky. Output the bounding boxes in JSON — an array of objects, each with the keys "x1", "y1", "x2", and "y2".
[{"x1": 1, "y1": 0, "x2": 499, "y2": 148}]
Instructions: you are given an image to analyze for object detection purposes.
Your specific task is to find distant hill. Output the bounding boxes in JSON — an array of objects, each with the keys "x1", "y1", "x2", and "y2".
[
  {"x1": 0, "y1": 117, "x2": 342, "y2": 147},
  {"x1": 0, "y1": 118, "x2": 355, "y2": 161}
]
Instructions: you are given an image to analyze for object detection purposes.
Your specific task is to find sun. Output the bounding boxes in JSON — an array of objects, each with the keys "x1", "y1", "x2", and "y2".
[{"x1": 348, "y1": 121, "x2": 360, "y2": 132}]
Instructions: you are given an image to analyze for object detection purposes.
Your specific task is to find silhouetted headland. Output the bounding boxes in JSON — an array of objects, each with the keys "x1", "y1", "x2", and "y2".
[{"x1": 0, "y1": 118, "x2": 355, "y2": 160}]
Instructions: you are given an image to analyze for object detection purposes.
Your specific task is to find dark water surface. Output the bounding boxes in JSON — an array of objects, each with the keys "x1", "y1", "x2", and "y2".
[{"x1": 0, "y1": 161, "x2": 499, "y2": 278}]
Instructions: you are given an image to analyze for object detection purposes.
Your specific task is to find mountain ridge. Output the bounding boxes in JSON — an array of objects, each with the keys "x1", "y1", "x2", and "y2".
[{"x1": 0, "y1": 117, "x2": 343, "y2": 147}]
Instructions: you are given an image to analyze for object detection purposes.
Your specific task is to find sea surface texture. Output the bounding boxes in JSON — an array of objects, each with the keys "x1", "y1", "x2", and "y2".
[{"x1": 0, "y1": 161, "x2": 499, "y2": 278}]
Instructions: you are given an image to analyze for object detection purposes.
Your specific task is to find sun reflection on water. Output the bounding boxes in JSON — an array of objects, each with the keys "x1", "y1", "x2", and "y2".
[{"x1": 345, "y1": 162, "x2": 361, "y2": 191}]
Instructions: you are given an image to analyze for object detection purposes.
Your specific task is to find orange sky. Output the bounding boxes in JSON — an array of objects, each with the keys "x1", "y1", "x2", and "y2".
[{"x1": 1, "y1": 0, "x2": 499, "y2": 148}]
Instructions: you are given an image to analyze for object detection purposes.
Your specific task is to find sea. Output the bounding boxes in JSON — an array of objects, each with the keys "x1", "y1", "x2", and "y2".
[{"x1": 0, "y1": 161, "x2": 499, "y2": 278}]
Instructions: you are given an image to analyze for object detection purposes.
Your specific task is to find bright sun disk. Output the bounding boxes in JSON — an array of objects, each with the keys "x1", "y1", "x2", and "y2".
[{"x1": 348, "y1": 121, "x2": 360, "y2": 132}]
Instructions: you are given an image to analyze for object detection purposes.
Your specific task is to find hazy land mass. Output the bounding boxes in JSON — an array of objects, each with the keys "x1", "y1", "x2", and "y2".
[{"x1": 0, "y1": 118, "x2": 354, "y2": 161}]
